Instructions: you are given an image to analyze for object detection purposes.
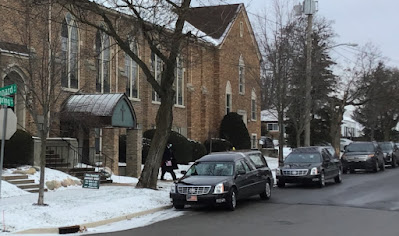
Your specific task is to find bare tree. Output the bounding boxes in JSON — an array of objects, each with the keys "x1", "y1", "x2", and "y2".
[
  {"x1": 3, "y1": 1, "x2": 71, "y2": 205},
  {"x1": 257, "y1": 0, "x2": 297, "y2": 166},
  {"x1": 57, "y1": 0, "x2": 202, "y2": 189}
]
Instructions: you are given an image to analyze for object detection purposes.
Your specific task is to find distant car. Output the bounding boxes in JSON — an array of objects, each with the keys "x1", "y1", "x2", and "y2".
[
  {"x1": 170, "y1": 151, "x2": 274, "y2": 211},
  {"x1": 341, "y1": 141, "x2": 385, "y2": 173},
  {"x1": 378, "y1": 142, "x2": 399, "y2": 168},
  {"x1": 340, "y1": 138, "x2": 353, "y2": 152},
  {"x1": 276, "y1": 146, "x2": 342, "y2": 188},
  {"x1": 260, "y1": 136, "x2": 274, "y2": 149}
]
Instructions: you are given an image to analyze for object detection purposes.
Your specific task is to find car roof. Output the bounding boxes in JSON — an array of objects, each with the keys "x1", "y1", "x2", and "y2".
[
  {"x1": 198, "y1": 152, "x2": 248, "y2": 162},
  {"x1": 291, "y1": 146, "x2": 326, "y2": 153}
]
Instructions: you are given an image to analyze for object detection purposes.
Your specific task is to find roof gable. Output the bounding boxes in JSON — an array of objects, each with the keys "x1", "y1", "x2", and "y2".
[{"x1": 186, "y1": 4, "x2": 241, "y2": 43}]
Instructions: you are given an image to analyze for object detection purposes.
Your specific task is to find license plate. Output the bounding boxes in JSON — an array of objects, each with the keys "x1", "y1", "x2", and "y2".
[{"x1": 186, "y1": 195, "x2": 197, "y2": 202}]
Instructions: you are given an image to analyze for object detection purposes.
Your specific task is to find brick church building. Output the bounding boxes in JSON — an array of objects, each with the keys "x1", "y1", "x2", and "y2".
[{"x1": 0, "y1": 1, "x2": 261, "y2": 176}]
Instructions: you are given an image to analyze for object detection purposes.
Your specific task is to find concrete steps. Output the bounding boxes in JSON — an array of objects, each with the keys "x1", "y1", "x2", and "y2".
[{"x1": 2, "y1": 175, "x2": 46, "y2": 193}]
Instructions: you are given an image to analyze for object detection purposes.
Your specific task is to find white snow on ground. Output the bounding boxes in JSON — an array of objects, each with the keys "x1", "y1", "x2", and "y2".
[
  {"x1": 0, "y1": 164, "x2": 192, "y2": 234},
  {"x1": 0, "y1": 151, "x2": 290, "y2": 235}
]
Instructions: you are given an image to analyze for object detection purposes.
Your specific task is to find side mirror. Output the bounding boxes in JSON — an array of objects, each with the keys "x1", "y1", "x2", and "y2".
[
  {"x1": 324, "y1": 159, "x2": 331, "y2": 163},
  {"x1": 237, "y1": 169, "x2": 246, "y2": 175},
  {"x1": 259, "y1": 140, "x2": 264, "y2": 145},
  {"x1": 180, "y1": 170, "x2": 187, "y2": 175}
]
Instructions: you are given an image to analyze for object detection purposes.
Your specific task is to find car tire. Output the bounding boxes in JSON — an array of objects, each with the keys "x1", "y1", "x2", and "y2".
[
  {"x1": 342, "y1": 168, "x2": 348, "y2": 174},
  {"x1": 334, "y1": 169, "x2": 342, "y2": 183},
  {"x1": 349, "y1": 168, "x2": 356, "y2": 174},
  {"x1": 226, "y1": 188, "x2": 237, "y2": 211},
  {"x1": 277, "y1": 181, "x2": 285, "y2": 188},
  {"x1": 392, "y1": 156, "x2": 397, "y2": 168},
  {"x1": 173, "y1": 202, "x2": 185, "y2": 210},
  {"x1": 260, "y1": 180, "x2": 272, "y2": 200},
  {"x1": 318, "y1": 171, "x2": 325, "y2": 188}
]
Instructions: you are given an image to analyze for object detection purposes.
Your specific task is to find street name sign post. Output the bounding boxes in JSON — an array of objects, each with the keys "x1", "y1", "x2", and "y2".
[{"x1": 0, "y1": 84, "x2": 17, "y2": 198}]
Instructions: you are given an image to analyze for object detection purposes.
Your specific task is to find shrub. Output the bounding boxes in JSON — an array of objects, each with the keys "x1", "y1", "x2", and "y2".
[
  {"x1": 142, "y1": 129, "x2": 192, "y2": 164},
  {"x1": 190, "y1": 140, "x2": 207, "y2": 161},
  {"x1": 204, "y1": 138, "x2": 233, "y2": 154},
  {"x1": 219, "y1": 112, "x2": 251, "y2": 150},
  {"x1": 4, "y1": 129, "x2": 34, "y2": 167}
]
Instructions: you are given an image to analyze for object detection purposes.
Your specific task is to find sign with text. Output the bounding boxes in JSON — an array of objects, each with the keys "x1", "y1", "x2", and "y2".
[
  {"x1": 0, "y1": 84, "x2": 17, "y2": 97},
  {"x1": 0, "y1": 97, "x2": 14, "y2": 107},
  {"x1": 82, "y1": 173, "x2": 100, "y2": 189}
]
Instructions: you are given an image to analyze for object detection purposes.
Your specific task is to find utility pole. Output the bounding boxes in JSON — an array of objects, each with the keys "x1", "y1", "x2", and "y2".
[{"x1": 303, "y1": 0, "x2": 317, "y2": 146}]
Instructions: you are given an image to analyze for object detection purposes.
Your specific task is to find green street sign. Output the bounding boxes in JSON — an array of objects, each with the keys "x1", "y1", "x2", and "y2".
[
  {"x1": 0, "y1": 97, "x2": 14, "y2": 107},
  {"x1": 0, "y1": 84, "x2": 17, "y2": 97}
]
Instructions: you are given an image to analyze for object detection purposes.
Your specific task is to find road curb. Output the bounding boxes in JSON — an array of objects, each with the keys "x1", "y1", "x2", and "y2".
[{"x1": 14, "y1": 205, "x2": 173, "y2": 234}]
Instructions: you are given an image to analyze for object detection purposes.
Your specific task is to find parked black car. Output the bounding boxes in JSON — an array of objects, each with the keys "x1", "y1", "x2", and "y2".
[
  {"x1": 378, "y1": 141, "x2": 399, "y2": 168},
  {"x1": 276, "y1": 146, "x2": 342, "y2": 188},
  {"x1": 341, "y1": 141, "x2": 385, "y2": 173},
  {"x1": 170, "y1": 151, "x2": 273, "y2": 211}
]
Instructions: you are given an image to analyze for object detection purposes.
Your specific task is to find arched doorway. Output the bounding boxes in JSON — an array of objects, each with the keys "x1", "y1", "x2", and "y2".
[{"x1": 3, "y1": 70, "x2": 26, "y2": 129}]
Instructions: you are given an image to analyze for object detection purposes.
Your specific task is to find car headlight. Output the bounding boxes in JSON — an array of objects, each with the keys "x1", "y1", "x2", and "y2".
[
  {"x1": 310, "y1": 167, "x2": 318, "y2": 175},
  {"x1": 170, "y1": 184, "x2": 176, "y2": 194},
  {"x1": 275, "y1": 168, "x2": 281, "y2": 176},
  {"x1": 213, "y1": 183, "x2": 224, "y2": 194}
]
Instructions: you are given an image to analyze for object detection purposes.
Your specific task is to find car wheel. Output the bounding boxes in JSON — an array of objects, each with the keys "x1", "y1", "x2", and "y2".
[
  {"x1": 226, "y1": 188, "x2": 237, "y2": 211},
  {"x1": 392, "y1": 156, "x2": 397, "y2": 168},
  {"x1": 334, "y1": 169, "x2": 342, "y2": 183},
  {"x1": 260, "y1": 180, "x2": 272, "y2": 200},
  {"x1": 373, "y1": 160, "x2": 379, "y2": 173},
  {"x1": 342, "y1": 168, "x2": 348, "y2": 174},
  {"x1": 349, "y1": 168, "x2": 356, "y2": 174},
  {"x1": 318, "y1": 171, "x2": 325, "y2": 188},
  {"x1": 277, "y1": 181, "x2": 285, "y2": 188},
  {"x1": 173, "y1": 202, "x2": 185, "y2": 210}
]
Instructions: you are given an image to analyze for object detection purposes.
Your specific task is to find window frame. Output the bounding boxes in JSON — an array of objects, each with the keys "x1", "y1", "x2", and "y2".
[
  {"x1": 174, "y1": 57, "x2": 184, "y2": 106},
  {"x1": 238, "y1": 55, "x2": 245, "y2": 95},
  {"x1": 151, "y1": 52, "x2": 162, "y2": 103},
  {"x1": 125, "y1": 39, "x2": 139, "y2": 100},
  {"x1": 96, "y1": 29, "x2": 111, "y2": 93},
  {"x1": 61, "y1": 13, "x2": 79, "y2": 90}
]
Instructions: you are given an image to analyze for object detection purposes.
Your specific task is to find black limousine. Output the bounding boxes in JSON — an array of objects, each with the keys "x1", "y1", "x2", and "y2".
[{"x1": 170, "y1": 151, "x2": 274, "y2": 211}]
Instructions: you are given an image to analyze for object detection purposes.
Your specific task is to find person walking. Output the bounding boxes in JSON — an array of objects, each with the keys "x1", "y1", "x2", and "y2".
[{"x1": 160, "y1": 144, "x2": 177, "y2": 180}]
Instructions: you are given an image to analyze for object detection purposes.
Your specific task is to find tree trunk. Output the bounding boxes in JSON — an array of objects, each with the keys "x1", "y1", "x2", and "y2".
[
  {"x1": 278, "y1": 110, "x2": 284, "y2": 167},
  {"x1": 137, "y1": 91, "x2": 174, "y2": 189},
  {"x1": 37, "y1": 132, "x2": 47, "y2": 205},
  {"x1": 296, "y1": 130, "x2": 301, "y2": 148}
]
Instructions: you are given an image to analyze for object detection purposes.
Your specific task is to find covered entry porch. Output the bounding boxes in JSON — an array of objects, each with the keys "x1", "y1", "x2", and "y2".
[{"x1": 60, "y1": 93, "x2": 142, "y2": 177}]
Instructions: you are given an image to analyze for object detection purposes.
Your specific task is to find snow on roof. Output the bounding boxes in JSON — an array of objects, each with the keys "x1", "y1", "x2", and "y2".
[
  {"x1": 100, "y1": 1, "x2": 242, "y2": 46},
  {"x1": 261, "y1": 109, "x2": 278, "y2": 122},
  {"x1": 63, "y1": 93, "x2": 125, "y2": 117}
]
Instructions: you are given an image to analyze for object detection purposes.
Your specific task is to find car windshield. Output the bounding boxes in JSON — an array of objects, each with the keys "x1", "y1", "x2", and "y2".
[
  {"x1": 284, "y1": 153, "x2": 321, "y2": 163},
  {"x1": 185, "y1": 162, "x2": 234, "y2": 176},
  {"x1": 378, "y1": 143, "x2": 393, "y2": 152},
  {"x1": 346, "y1": 143, "x2": 374, "y2": 152}
]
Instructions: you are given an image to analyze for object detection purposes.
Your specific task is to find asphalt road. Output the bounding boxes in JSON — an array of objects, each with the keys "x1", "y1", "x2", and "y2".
[{"x1": 92, "y1": 167, "x2": 399, "y2": 236}]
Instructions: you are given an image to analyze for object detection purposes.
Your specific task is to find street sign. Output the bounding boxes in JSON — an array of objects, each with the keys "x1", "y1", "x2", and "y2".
[
  {"x1": 0, "y1": 97, "x2": 14, "y2": 107},
  {"x1": 0, "y1": 108, "x2": 17, "y2": 140},
  {"x1": 0, "y1": 84, "x2": 17, "y2": 97}
]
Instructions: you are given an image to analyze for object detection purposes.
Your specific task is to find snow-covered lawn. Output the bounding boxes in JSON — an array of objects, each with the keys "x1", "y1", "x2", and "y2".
[{"x1": 0, "y1": 165, "x2": 191, "y2": 234}]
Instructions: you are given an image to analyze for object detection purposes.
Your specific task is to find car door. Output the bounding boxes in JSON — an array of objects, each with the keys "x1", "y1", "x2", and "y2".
[
  {"x1": 241, "y1": 159, "x2": 263, "y2": 196},
  {"x1": 234, "y1": 160, "x2": 252, "y2": 199},
  {"x1": 321, "y1": 150, "x2": 336, "y2": 179}
]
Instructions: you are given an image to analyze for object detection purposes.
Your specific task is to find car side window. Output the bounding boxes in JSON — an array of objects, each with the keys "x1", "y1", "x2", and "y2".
[
  {"x1": 241, "y1": 160, "x2": 251, "y2": 172},
  {"x1": 248, "y1": 154, "x2": 267, "y2": 168},
  {"x1": 322, "y1": 150, "x2": 331, "y2": 162},
  {"x1": 235, "y1": 161, "x2": 246, "y2": 174},
  {"x1": 243, "y1": 158, "x2": 256, "y2": 170}
]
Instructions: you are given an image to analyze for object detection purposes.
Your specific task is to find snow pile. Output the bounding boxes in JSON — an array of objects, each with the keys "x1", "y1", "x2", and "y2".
[{"x1": 0, "y1": 180, "x2": 30, "y2": 198}]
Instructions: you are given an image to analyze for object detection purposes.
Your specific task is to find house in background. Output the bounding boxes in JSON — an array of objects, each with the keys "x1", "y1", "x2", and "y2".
[
  {"x1": 341, "y1": 109, "x2": 363, "y2": 138},
  {"x1": 261, "y1": 109, "x2": 285, "y2": 140}
]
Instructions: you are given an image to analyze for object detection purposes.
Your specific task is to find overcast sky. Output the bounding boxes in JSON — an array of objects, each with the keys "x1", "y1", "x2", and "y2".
[{"x1": 212, "y1": 0, "x2": 399, "y2": 69}]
